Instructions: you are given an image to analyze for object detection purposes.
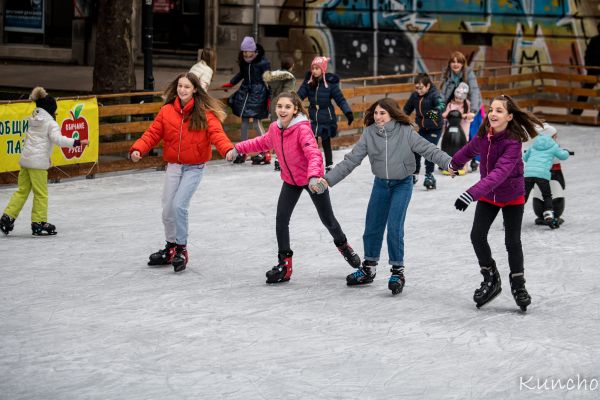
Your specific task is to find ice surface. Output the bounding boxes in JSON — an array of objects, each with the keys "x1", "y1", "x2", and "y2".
[{"x1": 1, "y1": 124, "x2": 599, "y2": 399}]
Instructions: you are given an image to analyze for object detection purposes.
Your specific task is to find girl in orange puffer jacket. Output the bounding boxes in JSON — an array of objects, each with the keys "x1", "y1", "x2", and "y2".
[{"x1": 130, "y1": 72, "x2": 234, "y2": 273}]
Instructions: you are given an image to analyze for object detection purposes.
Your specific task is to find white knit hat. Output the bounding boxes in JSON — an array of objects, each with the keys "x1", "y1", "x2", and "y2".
[{"x1": 535, "y1": 122, "x2": 557, "y2": 137}]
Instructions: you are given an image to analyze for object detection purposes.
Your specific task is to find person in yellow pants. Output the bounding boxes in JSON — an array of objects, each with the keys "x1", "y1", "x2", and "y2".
[{"x1": 0, "y1": 87, "x2": 88, "y2": 236}]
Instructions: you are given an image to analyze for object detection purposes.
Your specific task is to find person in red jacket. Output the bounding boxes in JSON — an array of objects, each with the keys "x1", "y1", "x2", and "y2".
[{"x1": 130, "y1": 72, "x2": 234, "y2": 272}]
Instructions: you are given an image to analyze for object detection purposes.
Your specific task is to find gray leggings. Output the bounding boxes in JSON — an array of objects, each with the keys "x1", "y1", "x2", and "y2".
[{"x1": 240, "y1": 118, "x2": 265, "y2": 141}]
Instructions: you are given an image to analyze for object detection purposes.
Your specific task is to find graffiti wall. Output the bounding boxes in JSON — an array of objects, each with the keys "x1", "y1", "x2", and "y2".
[{"x1": 218, "y1": 0, "x2": 600, "y2": 78}]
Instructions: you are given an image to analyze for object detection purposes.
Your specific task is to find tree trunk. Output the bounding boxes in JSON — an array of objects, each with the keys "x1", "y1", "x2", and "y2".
[{"x1": 93, "y1": 0, "x2": 136, "y2": 93}]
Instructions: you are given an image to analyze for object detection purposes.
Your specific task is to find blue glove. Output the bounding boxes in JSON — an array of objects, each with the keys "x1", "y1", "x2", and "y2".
[
  {"x1": 426, "y1": 110, "x2": 439, "y2": 121},
  {"x1": 455, "y1": 192, "x2": 473, "y2": 211}
]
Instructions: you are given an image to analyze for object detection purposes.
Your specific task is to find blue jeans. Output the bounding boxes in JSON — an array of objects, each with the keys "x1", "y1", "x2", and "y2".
[
  {"x1": 363, "y1": 176, "x2": 413, "y2": 266},
  {"x1": 161, "y1": 163, "x2": 205, "y2": 245}
]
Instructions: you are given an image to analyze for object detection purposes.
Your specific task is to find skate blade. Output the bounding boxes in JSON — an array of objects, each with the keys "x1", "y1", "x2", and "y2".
[
  {"x1": 266, "y1": 278, "x2": 290, "y2": 284},
  {"x1": 475, "y1": 287, "x2": 502, "y2": 308},
  {"x1": 173, "y1": 264, "x2": 187, "y2": 272},
  {"x1": 32, "y1": 231, "x2": 57, "y2": 236}
]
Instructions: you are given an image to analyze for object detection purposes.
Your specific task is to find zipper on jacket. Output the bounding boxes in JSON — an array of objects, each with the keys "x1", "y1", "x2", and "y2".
[
  {"x1": 385, "y1": 128, "x2": 389, "y2": 179},
  {"x1": 280, "y1": 127, "x2": 298, "y2": 186},
  {"x1": 314, "y1": 81, "x2": 320, "y2": 135},
  {"x1": 240, "y1": 64, "x2": 252, "y2": 116},
  {"x1": 486, "y1": 134, "x2": 494, "y2": 202},
  {"x1": 418, "y1": 97, "x2": 424, "y2": 128},
  {"x1": 177, "y1": 109, "x2": 184, "y2": 163}
]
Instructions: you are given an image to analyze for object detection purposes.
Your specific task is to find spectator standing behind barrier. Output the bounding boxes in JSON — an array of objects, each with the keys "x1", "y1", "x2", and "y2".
[
  {"x1": 0, "y1": 87, "x2": 89, "y2": 237},
  {"x1": 189, "y1": 48, "x2": 215, "y2": 91},
  {"x1": 296, "y1": 56, "x2": 354, "y2": 172},
  {"x1": 572, "y1": 22, "x2": 600, "y2": 116},
  {"x1": 222, "y1": 36, "x2": 271, "y2": 164},
  {"x1": 440, "y1": 51, "x2": 483, "y2": 171}
]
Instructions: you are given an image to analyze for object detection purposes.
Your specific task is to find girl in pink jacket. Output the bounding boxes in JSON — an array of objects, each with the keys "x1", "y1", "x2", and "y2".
[{"x1": 228, "y1": 92, "x2": 360, "y2": 283}]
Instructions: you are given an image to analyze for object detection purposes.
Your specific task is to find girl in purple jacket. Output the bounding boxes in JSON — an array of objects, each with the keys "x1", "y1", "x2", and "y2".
[
  {"x1": 450, "y1": 95, "x2": 543, "y2": 311},
  {"x1": 227, "y1": 92, "x2": 361, "y2": 283}
]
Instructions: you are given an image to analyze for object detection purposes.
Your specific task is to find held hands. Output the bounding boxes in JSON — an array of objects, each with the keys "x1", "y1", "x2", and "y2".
[
  {"x1": 455, "y1": 192, "x2": 473, "y2": 211},
  {"x1": 130, "y1": 150, "x2": 142, "y2": 163},
  {"x1": 226, "y1": 148, "x2": 238, "y2": 162},
  {"x1": 309, "y1": 177, "x2": 329, "y2": 195},
  {"x1": 345, "y1": 112, "x2": 354, "y2": 126}
]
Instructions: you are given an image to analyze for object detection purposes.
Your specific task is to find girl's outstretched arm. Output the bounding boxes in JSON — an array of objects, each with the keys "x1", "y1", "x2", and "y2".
[{"x1": 325, "y1": 132, "x2": 368, "y2": 187}]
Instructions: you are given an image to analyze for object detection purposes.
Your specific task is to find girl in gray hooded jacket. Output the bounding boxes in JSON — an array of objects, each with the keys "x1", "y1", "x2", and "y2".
[{"x1": 325, "y1": 98, "x2": 452, "y2": 295}]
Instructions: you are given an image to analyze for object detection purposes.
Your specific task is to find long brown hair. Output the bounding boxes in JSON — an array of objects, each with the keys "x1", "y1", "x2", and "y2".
[
  {"x1": 199, "y1": 48, "x2": 216, "y2": 71},
  {"x1": 363, "y1": 98, "x2": 414, "y2": 127},
  {"x1": 163, "y1": 72, "x2": 226, "y2": 130},
  {"x1": 443, "y1": 51, "x2": 468, "y2": 81},
  {"x1": 274, "y1": 91, "x2": 308, "y2": 117},
  {"x1": 477, "y1": 94, "x2": 542, "y2": 142}
]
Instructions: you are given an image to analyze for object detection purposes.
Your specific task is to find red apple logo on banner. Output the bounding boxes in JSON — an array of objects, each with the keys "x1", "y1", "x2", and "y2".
[{"x1": 60, "y1": 104, "x2": 88, "y2": 159}]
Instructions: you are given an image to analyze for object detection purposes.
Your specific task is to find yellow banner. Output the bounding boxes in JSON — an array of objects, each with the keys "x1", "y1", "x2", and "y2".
[{"x1": 0, "y1": 98, "x2": 99, "y2": 173}]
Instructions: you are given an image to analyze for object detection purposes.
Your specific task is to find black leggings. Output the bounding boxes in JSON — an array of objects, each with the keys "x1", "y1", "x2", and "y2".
[
  {"x1": 470, "y1": 201, "x2": 524, "y2": 274},
  {"x1": 319, "y1": 136, "x2": 333, "y2": 167},
  {"x1": 524, "y1": 177, "x2": 553, "y2": 211},
  {"x1": 276, "y1": 182, "x2": 346, "y2": 252}
]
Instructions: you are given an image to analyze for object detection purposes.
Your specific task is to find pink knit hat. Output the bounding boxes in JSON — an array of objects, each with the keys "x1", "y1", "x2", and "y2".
[
  {"x1": 309, "y1": 56, "x2": 331, "y2": 87},
  {"x1": 240, "y1": 36, "x2": 257, "y2": 52}
]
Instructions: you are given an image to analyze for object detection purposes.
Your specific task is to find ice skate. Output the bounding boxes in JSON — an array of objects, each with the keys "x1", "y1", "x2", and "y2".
[
  {"x1": 251, "y1": 152, "x2": 271, "y2": 165},
  {"x1": 266, "y1": 250, "x2": 293, "y2": 283},
  {"x1": 273, "y1": 160, "x2": 280, "y2": 171},
  {"x1": 470, "y1": 159, "x2": 479, "y2": 172},
  {"x1": 388, "y1": 266, "x2": 405, "y2": 295},
  {"x1": 232, "y1": 153, "x2": 247, "y2": 164},
  {"x1": 510, "y1": 272, "x2": 531, "y2": 312},
  {"x1": 148, "y1": 241, "x2": 177, "y2": 266},
  {"x1": 474, "y1": 261, "x2": 502, "y2": 308},
  {"x1": 346, "y1": 261, "x2": 376, "y2": 286},
  {"x1": 336, "y1": 241, "x2": 361, "y2": 268},
  {"x1": 423, "y1": 173, "x2": 436, "y2": 190},
  {"x1": 0, "y1": 214, "x2": 15, "y2": 235},
  {"x1": 31, "y1": 222, "x2": 57, "y2": 236},
  {"x1": 172, "y1": 245, "x2": 188, "y2": 272}
]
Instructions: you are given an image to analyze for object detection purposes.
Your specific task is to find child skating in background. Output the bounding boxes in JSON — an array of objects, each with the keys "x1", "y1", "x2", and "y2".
[
  {"x1": 227, "y1": 92, "x2": 361, "y2": 284},
  {"x1": 0, "y1": 87, "x2": 89, "y2": 236},
  {"x1": 450, "y1": 94, "x2": 543, "y2": 311},
  {"x1": 523, "y1": 123, "x2": 570, "y2": 229},
  {"x1": 222, "y1": 36, "x2": 271, "y2": 164},
  {"x1": 403, "y1": 73, "x2": 446, "y2": 189},
  {"x1": 325, "y1": 98, "x2": 452, "y2": 295},
  {"x1": 263, "y1": 55, "x2": 296, "y2": 171},
  {"x1": 189, "y1": 47, "x2": 215, "y2": 91},
  {"x1": 441, "y1": 82, "x2": 473, "y2": 175},
  {"x1": 296, "y1": 56, "x2": 354, "y2": 172},
  {"x1": 130, "y1": 73, "x2": 234, "y2": 273}
]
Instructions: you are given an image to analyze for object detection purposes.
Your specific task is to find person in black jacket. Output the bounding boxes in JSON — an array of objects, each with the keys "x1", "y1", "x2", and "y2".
[
  {"x1": 403, "y1": 73, "x2": 445, "y2": 189},
  {"x1": 296, "y1": 56, "x2": 353, "y2": 171},
  {"x1": 572, "y1": 22, "x2": 600, "y2": 116},
  {"x1": 223, "y1": 36, "x2": 271, "y2": 163}
]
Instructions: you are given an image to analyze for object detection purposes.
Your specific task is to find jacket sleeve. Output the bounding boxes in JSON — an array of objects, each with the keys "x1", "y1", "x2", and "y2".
[
  {"x1": 467, "y1": 140, "x2": 522, "y2": 200},
  {"x1": 403, "y1": 94, "x2": 416, "y2": 115},
  {"x1": 296, "y1": 80, "x2": 308, "y2": 100},
  {"x1": 283, "y1": 78, "x2": 296, "y2": 93},
  {"x1": 554, "y1": 147, "x2": 570, "y2": 161},
  {"x1": 130, "y1": 108, "x2": 165, "y2": 155},
  {"x1": 325, "y1": 131, "x2": 369, "y2": 187},
  {"x1": 206, "y1": 112, "x2": 234, "y2": 157},
  {"x1": 230, "y1": 67, "x2": 243, "y2": 85},
  {"x1": 330, "y1": 83, "x2": 352, "y2": 115},
  {"x1": 408, "y1": 129, "x2": 451, "y2": 169},
  {"x1": 47, "y1": 120, "x2": 76, "y2": 148},
  {"x1": 298, "y1": 125, "x2": 324, "y2": 179},
  {"x1": 234, "y1": 128, "x2": 274, "y2": 154},
  {"x1": 451, "y1": 136, "x2": 480, "y2": 168},
  {"x1": 434, "y1": 93, "x2": 445, "y2": 114},
  {"x1": 466, "y1": 68, "x2": 482, "y2": 111}
]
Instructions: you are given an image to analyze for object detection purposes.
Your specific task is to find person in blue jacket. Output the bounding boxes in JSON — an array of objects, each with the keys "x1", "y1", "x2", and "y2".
[
  {"x1": 403, "y1": 73, "x2": 445, "y2": 189},
  {"x1": 223, "y1": 36, "x2": 271, "y2": 163},
  {"x1": 523, "y1": 123, "x2": 570, "y2": 229},
  {"x1": 296, "y1": 56, "x2": 354, "y2": 171}
]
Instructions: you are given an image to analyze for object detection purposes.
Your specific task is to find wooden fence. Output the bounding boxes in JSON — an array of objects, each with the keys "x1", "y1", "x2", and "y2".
[{"x1": 0, "y1": 63, "x2": 598, "y2": 184}]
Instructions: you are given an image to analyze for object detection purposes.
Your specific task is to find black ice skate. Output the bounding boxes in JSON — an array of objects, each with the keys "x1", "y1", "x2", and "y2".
[
  {"x1": 274, "y1": 160, "x2": 280, "y2": 171},
  {"x1": 346, "y1": 261, "x2": 376, "y2": 286},
  {"x1": 388, "y1": 266, "x2": 405, "y2": 295},
  {"x1": 509, "y1": 272, "x2": 531, "y2": 312},
  {"x1": 0, "y1": 214, "x2": 15, "y2": 235},
  {"x1": 266, "y1": 250, "x2": 293, "y2": 283},
  {"x1": 172, "y1": 245, "x2": 188, "y2": 272},
  {"x1": 31, "y1": 222, "x2": 57, "y2": 236},
  {"x1": 470, "y1": 159, "x2": 479, "y2": 172},
  {"x1": 232, "y1": 153, "x2": 247, "y2": 164},
  {"x1": 336, "y1": 240, "x2": 361, "y2": 268},
  {"x1": 473, "y1": 261, "x2": 502, "y2": 308},
  {"x1": 423, "y1": 174, "x2": 436, "y2": 190},
  {"x1": 148, "y1": 241, "x2": 177, "y2": 266},
  {"x1": 251, "y1": 152, "x2": 271, "y2": 165}
]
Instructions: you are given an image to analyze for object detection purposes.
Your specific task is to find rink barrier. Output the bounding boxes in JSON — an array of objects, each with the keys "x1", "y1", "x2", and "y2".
[{"x1": 0, "y1": 63, "x2": 597, "y2": 184}]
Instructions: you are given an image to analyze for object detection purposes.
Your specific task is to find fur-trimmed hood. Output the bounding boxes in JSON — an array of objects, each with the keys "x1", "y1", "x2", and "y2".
[{"x1": 263, "y1": 69, "x2": 295, "y2": 83}]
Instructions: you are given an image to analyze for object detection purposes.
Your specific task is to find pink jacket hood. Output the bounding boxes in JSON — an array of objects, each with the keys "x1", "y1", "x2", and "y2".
[{"x1": 235, "y1": 113, "x2": 324, "y2": 186}]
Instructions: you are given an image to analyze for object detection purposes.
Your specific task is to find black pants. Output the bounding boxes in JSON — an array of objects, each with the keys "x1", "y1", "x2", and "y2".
[
  {"x1": 413, "y1": 128, "x2": 441, "y2": 175},
  {"x1": 524, "y1": 177, "x2": 553, "y2": 211},
  {"x1": 276, "y1": 182, "x2": 346, "y2": 252},
  {"x1": 319, "y1": 136, "x2": 333, "y2": 167},
  {"x1": 471, "y1": 201, "x2": 524, "y2": 274}
]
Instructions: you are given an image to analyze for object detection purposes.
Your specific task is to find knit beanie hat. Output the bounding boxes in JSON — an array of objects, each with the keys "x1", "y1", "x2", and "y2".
[
  {"x1": 454, "y1": 82, "x2": 469, "y2": 101},
  {"x1": 30, "y1": 86, "x2": 57, "y2": 116},
  {"x1": 240, "y1": 36, "x2": 257, "y2": 52},
  {"x1": 308, "y1": 56, "x2": 331, "y2": 87},
  {"x1": 535, "y1": 122, "x2": 557, "y2": 137}
]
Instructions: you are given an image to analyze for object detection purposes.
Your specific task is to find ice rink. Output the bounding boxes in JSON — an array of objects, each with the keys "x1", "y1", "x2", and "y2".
[{"x1": 1, "y1": 123, "x2": 599, "y2": 399}]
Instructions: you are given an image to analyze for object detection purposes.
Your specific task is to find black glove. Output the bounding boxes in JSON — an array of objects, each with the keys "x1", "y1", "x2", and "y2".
[
  {"x1": 455, "y1": 192, "x2": 473, "y2": 211},
  {"x1": 425, "y1": 110, "x2": 439, "y2": 121},
  {"x1": 345, "y1": 112, "x2": 354, "y2": 125}
]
